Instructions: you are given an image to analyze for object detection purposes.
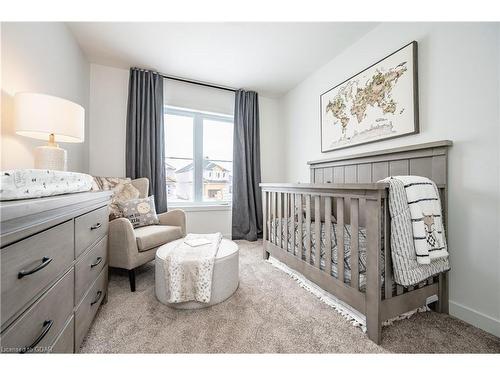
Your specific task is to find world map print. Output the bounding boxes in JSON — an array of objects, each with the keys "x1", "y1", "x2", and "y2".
[{"x1": 320, "y1": 42, "x2": 418, "y2": 152}]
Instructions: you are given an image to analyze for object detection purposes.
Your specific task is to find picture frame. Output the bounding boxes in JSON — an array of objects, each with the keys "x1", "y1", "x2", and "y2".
[{"x1": 320, "y1": 41, "x2": 419, "y2": 152}]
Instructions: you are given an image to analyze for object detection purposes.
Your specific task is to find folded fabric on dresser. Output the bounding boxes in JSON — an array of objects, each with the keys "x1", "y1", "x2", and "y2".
[
  {"x1": 383, "y1": 175, "x2": 450, "y2": 286},
  {"x1": 0, "y1": 169, "x2": 93, "y2": 201}
]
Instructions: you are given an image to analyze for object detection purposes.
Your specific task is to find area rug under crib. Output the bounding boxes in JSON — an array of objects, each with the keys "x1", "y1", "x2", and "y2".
[{"x1": 80, "y1": 240, "x2": 500, "y2": 353}]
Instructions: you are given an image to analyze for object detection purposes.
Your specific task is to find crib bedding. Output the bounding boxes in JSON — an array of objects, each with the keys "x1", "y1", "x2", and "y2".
[
  {"x1": 270, "y1": 218, "x2": 392, "y2": 294},
  {"x1": 0, "y1": 169, "x2": 93, "y2": 201}
]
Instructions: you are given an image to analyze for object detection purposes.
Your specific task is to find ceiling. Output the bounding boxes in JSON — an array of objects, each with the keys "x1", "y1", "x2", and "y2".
[{"x1": 67, "y1": 22, "x2": 378, "y2": 97}]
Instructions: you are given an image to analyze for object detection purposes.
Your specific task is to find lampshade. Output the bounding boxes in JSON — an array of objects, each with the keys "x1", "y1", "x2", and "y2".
[{"x1": 14, "y1": 92, "x2": 84, "y2": 143}]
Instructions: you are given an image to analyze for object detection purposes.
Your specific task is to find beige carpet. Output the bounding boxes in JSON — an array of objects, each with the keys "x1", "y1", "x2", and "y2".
[{"x1": 80, "y1": 240, "x2": 500, "y2": 353}]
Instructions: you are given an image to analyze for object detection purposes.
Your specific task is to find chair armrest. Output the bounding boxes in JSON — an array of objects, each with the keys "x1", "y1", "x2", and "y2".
[
  {"x1": 108, "y1": 217, "x2": 138, "y2": 269},
  {"x1": 158, "y1": 209, "x2": 186, "y2": 236}
]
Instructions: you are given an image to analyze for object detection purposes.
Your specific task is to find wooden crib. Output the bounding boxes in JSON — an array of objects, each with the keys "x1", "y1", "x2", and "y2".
[{"x1": 260, "y1": 141, "x2": 452, "y2": 344}]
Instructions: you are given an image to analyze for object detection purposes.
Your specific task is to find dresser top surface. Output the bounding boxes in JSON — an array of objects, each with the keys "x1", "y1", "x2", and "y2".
[{"x1": 0, "y1": 191, "x2": 112, "y2": 223}]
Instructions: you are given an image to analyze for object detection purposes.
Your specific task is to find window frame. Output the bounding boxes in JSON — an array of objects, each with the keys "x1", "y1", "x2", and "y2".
[{"x1": 164, "y1": 106, "x2": 233, "y2": 208}]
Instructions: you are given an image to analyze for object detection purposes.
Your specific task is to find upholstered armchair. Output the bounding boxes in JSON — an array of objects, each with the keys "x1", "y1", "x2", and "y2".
[{"x1": 108, "y1": 178, "x2": 186, "y2": 291}]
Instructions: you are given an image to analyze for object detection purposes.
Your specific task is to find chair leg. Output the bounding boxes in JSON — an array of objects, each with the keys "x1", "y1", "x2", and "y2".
[{"x1": 128, "y1": 269, "x2": 136, "y2": 292}]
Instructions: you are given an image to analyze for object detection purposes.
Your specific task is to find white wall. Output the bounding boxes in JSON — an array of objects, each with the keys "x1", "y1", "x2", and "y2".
[
  {"x1": 182, "y1": 207, "x2": 233, "y2": 239},
  {"x1": 280, "y1": 23, "x2": 500, "y2": 336},
  {"x1": 88, "y1": 64, "x2": 129, "y2": 176},
  {"x1": 88, "y1": 64, "x2": 283, "y2": 236},
  {"x1": 164, "y1": 79, "x2": 234, "y2": 116},
  {"x1": 1, "y1": 22, "x2": 90, "y2": 172},
  {"x1": 260, "y1": 95, "x2": 286, "y2": 183}
]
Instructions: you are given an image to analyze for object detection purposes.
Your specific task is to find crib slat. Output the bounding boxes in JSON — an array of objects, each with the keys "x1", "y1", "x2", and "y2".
[
  {"x1": 284, "y1": 193, "x2": 289, "y2": 252},
  {"x1": 290, "y1": 193, "x2": 296, "y2": 256},
  {"x1": 350, "y1": 198, "x2": 359, "y2": 290},
  {"x1": 384, "y1": 198, "x2": 393, "y2": 299},
  {"x1": 297, "y1": 194, "x2": 303, "y2": 260},
  {"x1": 272, "y1": 192, "x2": 277, "y2": 245},
  {"x1": 305, "y1": 195, "x2": 312, "y2": 264},
  {"x1": 324, "y1": 196, "x2": 333, "y2": 276},
  {"x1": 267, "y1": 191, "x2": 271, "y2": 243},
  {"x1": 336, "y1": 197, "x2": 345, "y2": 283},
  {"x1": 288, "y1": 194, "x2": 292, "y2": 250},
  {"x1": 277, "y1": 192, "x2": 282, "y2": 248},
  {"x1": 314, "y1": 195, "x2": 321, "y2": 269},
  {"x1": 263, "y1": 192, "x2": 267, "y2": 242}
]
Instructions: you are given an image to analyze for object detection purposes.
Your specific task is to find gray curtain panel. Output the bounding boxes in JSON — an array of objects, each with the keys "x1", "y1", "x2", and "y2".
[
  {"x1": 231, "y1": 89, "x2": 263, "y2": 241},
  {"x1": 126, "y1": 68, "x2": 167, "y2": 213}
]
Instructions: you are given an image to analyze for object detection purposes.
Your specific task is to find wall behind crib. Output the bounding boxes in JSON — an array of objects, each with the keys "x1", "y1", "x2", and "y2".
[{"x1": 279, "y1": 22, "x2": 500, "y2": 337}]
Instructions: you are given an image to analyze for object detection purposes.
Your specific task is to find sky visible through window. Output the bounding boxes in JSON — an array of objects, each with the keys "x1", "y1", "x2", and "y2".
[
  {"x1": 165, "y1": 114, "x2": 193, "y2": 163},
  {"x1": 165, "y1": 109, "x2": 233, "y2": 203},
  {"x1": 203, "y1": 118, "x2": 233, "y2": 171}
]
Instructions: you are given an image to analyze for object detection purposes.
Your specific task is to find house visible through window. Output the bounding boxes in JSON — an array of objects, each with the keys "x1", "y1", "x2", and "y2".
[{"x1": 164, "y1": 106, "x2": 233, "y2": 205}]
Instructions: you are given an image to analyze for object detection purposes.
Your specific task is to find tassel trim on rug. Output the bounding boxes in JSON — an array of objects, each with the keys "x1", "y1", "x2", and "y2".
[{"x1": 267, "y1": 256, "x2": 429, "y2": 333}]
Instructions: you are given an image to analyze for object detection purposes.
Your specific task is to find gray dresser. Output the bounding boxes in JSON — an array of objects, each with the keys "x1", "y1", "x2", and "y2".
[{"x1": 0, "y1": 191, "x2": 112, "y2": 353}]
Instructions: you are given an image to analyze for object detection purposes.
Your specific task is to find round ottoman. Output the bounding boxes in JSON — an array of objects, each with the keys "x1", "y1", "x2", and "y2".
[{"x1": 155, "y1": 238, "x2": 239, "y2": 309}]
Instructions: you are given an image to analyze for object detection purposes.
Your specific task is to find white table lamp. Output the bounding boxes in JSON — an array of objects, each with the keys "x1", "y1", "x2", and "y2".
[{"x1": 14, "y1": 92, "x2": 85, "y2": 171}]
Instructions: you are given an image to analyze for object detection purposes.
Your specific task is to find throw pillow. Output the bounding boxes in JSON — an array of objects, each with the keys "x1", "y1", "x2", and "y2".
[
  {"x1": 110, "y1": 183, "x2": 140, "y2": 220},
  {"x1": 91, "y1": 177, "x2": 140, "y2": 221},
  {"x1": 91, "y1": 176, "x2": 131, "y2": 191},
  {"x1": 118, "y1": 195, "x2": 159, "y2": 228}
]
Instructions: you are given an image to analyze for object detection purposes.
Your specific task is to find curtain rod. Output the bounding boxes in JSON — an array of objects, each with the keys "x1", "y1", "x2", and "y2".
[
  {"x1": 160, "y1": 73, "x2": 237, "y2": 93},
  {"x1": 132, "y1": 67, "x2": 238, "y2": 92}
]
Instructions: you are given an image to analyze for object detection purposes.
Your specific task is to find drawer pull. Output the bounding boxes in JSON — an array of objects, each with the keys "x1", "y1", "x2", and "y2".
[
  {"x1": 90, "y1": 257, "x2": 103, "y2": 268},
  {"x1": 20, "y1": 319, "x2": 53, "y2": 353},
  {"x1": 18, "y1": 257, "x2": 53, "y2": 279},
  {"x1": 91, "y1": 290, "x2": 103, "y2": 306},
  {"x1": 90, "y1": 223, "x2": 102, "y2": 230}
]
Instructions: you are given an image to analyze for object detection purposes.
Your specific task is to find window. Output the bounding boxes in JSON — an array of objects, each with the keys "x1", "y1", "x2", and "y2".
[{"x1": 164, "y1": 106, "x2": 233, "y2": 205}]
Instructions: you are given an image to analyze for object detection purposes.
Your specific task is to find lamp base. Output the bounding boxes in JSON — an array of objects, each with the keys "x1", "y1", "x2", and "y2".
[{"x1": 34, "y1": 145, "x2": 67, "y2": 171}]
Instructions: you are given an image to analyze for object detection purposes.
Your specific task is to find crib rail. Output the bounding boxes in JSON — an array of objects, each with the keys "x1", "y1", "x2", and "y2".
[
  {"x1": 261, "y1": 183, "x2": 387, "y2": 339},
  {"x1": 260, "y1": 182, "x2": 445, "y2": 344},
  {"x1": 261, "y1": 183, "x2": 388, "y2": 311}
]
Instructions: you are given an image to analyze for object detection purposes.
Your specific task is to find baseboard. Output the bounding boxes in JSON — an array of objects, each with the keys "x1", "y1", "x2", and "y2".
[{"x1": 449, "y1": 300, "x2": 500, "y2": 337}]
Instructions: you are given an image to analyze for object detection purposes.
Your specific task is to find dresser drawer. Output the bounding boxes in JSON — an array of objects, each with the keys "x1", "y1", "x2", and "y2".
[
  {"x1": 75, "y1": 235, "x2": 108, "y2": 304},
  {"x1": 0, "y1": 269, "x2": 74, "y2": 353},
  {"x1": 1, "y1": 220, "x2": 74, "y2": 327},
  {"x1": 50, "y1": 315, "x2": 74, "y2": 353},
  {"x1": 75, "y1": 206, "x2": 108, "y2": 258},
  {"x1": 75, "y1": 266, "x2": 107, "y2": 351}
]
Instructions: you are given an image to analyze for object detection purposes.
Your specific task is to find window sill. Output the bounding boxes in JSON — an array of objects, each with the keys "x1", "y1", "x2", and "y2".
[{"x1": 168, "y1": 204, "x2": 232, "y2": 212}]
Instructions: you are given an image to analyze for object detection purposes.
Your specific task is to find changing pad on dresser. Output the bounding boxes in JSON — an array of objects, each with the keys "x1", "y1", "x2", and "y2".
[{"x1": 0, "y1": 169, "x2": 93, "y2": 201}]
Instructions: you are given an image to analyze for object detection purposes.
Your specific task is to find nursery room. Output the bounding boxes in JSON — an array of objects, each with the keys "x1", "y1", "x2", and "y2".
[{"x1": 0, "y1": 0, "x2": 499, "y2": 371}]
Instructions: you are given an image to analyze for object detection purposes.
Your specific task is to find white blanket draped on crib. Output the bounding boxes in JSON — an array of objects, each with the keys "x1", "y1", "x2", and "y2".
[{"x1": 382, "y1": 176, "x2": 450, "y2": 286}]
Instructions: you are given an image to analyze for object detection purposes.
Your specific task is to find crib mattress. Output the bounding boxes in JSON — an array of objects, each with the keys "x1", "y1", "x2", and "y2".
[{"x1": 270, "y1": 218, "x2": 390, "y2": 294}]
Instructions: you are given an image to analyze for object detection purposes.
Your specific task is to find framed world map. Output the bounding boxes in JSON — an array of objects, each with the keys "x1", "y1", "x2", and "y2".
[{"x1": 320, "y1": 41, "x2": 419, "y2": 152}]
